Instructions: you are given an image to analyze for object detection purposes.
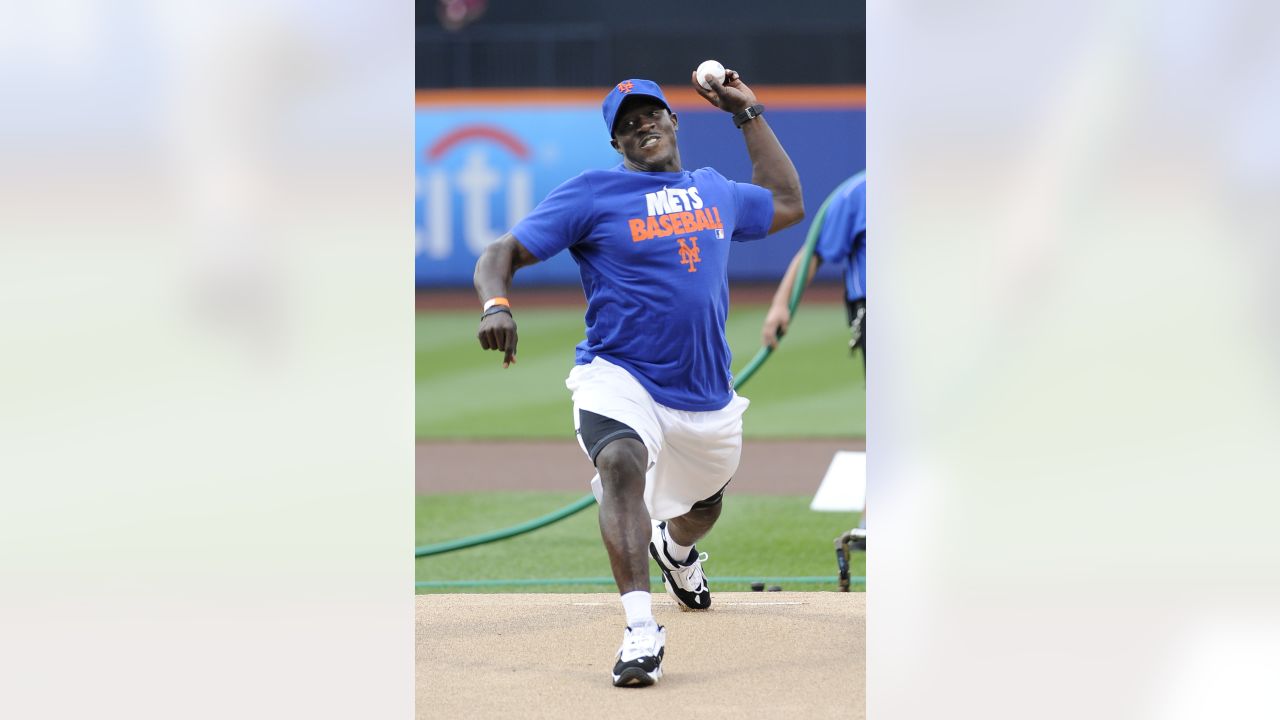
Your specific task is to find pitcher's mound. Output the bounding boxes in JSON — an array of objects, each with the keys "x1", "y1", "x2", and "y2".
[{"x1": 417, "y1": 592, "x2": 865, "y2": 719}]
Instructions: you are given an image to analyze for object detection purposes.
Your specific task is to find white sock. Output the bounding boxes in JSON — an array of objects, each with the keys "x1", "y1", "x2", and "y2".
[
  {"x1": 662, "y1": 524, "x2": 694, "y2": 565},
  {"x1": 620, "y1": 591, "x2": 655, "y2": 628}
]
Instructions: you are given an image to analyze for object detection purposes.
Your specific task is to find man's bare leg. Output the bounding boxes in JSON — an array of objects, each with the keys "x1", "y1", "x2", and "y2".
[
  {"x1": 596, "y1": 437, "x2": 666, "y2": 688},
  {"x1": 665, "y1": 494, "x2": 722, "y2": 550},
  {"x1": 595, "y1": 438, "x2": 651, "y2": 593}
]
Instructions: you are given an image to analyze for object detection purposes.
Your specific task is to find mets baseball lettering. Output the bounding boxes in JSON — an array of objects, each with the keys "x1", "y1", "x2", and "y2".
[{"x1": 630, "y1": 185, "x2": 722, "y2": 243}]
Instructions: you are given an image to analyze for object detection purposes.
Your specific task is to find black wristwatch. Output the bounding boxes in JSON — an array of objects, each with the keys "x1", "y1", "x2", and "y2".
[{"x1": 733, "y1": 104, "x2": 765, "y2": 128}]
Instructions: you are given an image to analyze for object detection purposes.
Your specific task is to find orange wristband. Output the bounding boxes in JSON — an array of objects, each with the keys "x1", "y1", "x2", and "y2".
[{"x1": 483, "y1": 297, "x2": 510, "y2": 312}]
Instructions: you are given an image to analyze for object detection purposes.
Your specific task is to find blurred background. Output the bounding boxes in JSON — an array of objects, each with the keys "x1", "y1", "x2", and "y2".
[
  {"x1": 0, "y1": 3, "x2": 413, "y2": 718},
  {"x1": 414, "y1": 0, "x2": 868, "y2": 595}
]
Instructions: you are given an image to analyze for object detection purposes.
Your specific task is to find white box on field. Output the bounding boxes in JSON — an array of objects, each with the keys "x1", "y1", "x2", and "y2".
[{"x1": 809, "y1": 450, "x2": 866, "y2": 512}]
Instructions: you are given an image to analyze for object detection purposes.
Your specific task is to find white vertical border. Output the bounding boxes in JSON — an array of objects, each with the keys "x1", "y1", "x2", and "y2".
[
  {"x1": 0, "y1": 3, "x2": 415, "y2": 717},
  {"x1": 869, "y1": 1, "x2": 1280, "y2": 718}
]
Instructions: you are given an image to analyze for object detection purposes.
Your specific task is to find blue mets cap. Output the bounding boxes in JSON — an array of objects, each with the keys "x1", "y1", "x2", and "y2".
[{"x1": 602, "y1": 79, "x2": 672, "y2": 136}]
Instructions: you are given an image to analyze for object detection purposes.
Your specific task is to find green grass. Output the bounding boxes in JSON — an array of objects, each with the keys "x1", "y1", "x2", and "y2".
[
  {"x1": 416, "y1": 302, "x2": 864, "y2": 439},
  {"x1": 416, "y1": 492, "x2": 864, "y2": 594},
  {"x1": 415, "y1": 301, "x2": 865, "y2": 594}
]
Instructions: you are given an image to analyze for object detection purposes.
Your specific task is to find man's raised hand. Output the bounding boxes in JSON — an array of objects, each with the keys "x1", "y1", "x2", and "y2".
[{"x1": 691, "y1": 68, "x2": 757, "y2": 114}]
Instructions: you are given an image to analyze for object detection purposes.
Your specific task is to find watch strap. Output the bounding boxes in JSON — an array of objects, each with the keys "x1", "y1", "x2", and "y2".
[{"x1": 733, "y1": 104, "x2": 766, "y2": 128}]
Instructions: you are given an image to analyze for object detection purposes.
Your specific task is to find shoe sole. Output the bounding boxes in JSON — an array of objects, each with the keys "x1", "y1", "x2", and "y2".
[{"x1": 612, "y1": 665, "x2": 662, "y2": 687}]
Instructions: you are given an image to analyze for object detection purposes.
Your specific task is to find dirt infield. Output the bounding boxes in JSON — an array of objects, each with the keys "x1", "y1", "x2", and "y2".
[
  {"x1": 416, "y1": 592, "x2": 865, "y2": 719},
  {"x1": 417, "y1": 438, "x2": 864, "y2": 494}
]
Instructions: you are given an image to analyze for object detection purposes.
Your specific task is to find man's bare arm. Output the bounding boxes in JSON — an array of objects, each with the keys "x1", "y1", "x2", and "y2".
[
  {"x1": 761, "y1": 249, "x2": 823, "y2": 348},
  {"x1": 691, "y1": 69, "x2": 805, "y2": 233},
  {"x1": 473, "y1": 233, "x2": 540, "y2": 368}
]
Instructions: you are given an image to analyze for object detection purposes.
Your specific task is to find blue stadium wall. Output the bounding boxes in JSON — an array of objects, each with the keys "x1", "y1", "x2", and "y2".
[{"x1": 416, "y1": 86, "x2": 865, "y2": 288}]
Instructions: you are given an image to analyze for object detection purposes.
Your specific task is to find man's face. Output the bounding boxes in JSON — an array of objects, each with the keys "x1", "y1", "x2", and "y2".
[{"x1": 611, "y1": 97, "x2": 679, "y2": 170}]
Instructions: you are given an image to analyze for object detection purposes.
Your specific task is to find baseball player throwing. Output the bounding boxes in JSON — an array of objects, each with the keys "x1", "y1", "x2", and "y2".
[{"x1": 473, "y1": 68, "x2": 803, "y2": 687}]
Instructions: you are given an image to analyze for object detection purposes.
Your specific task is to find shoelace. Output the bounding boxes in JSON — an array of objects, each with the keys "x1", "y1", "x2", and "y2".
[
  {"x1": 672, "y1": 552, "x2": 709, "y2": 588},
  {"x1": 622, "y1": 626, "x2": 662, "y2": 658}
]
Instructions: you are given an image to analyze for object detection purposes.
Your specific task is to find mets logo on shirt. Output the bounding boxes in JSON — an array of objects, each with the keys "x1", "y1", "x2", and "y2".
[{"x1": 627, "y1": 186, "x2": 724, "y2": 273}]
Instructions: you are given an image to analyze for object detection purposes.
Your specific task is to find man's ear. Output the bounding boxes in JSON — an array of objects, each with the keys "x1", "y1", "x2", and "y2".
[
  {"x1": 670, "y1": 111, "x2": 678, "y2": 131},
  {"x1": 610, "y1": 139, "x2": 621, "y2": 154}
]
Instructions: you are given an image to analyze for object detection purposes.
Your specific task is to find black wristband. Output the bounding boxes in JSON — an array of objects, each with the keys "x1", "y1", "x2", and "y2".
[
  {"x1": 481, "y1": 305, "x2": 512, "y2": 320},
  {"x1": 733, "y1": 104, "x2": 765, "y2": 128}
]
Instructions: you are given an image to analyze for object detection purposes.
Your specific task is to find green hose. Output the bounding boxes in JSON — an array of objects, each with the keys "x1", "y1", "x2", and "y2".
[
  {"x1": 415, "y1": 493, "x2": 597, "y2": 558},
  {"x1": 418, "y1": 177, "x2": 860, "y2": 559}
]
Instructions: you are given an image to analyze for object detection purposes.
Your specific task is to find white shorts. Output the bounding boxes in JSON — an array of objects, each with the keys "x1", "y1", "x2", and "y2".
[{"x1": 565, "y1": 357, "x2": 749, "y2": 520}]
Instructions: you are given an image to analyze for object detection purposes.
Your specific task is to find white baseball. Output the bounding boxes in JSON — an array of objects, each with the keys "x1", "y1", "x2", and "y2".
[{"x1": 696, "y1": 59, "x2": 726, "y2": 89}]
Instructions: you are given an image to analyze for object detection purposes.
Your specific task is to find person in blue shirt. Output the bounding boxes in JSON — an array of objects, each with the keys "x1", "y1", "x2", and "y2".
[
  {"x1": 474, "y1": 69, "x2": 803, "y2": 687},
  {"x1": 761, "y1": 172, "x2": 866, "y2": 366}
]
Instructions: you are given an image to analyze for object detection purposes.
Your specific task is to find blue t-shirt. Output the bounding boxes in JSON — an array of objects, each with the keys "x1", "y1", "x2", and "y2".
[
  {"x1": 512, "y1": 164, "x2": 775, "y2": 411},
  {"x1": 814, "y1": 172, "x2": 866, "y2": 302}
]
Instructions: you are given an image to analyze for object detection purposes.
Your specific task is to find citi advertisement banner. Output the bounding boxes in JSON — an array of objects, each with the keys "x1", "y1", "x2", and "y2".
[
  {"x1": 416, "y1": 107, "x2": 612, "y2": 286},
  {"x1": 417, "y1": 91, "x2": 865, "y2": 287}
]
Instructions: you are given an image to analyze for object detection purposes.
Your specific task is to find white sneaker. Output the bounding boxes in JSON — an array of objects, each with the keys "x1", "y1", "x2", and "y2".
[
  {"x1": 612, "y1": 623, "x2": 665, "y2": 687},
  {"x1": 649, "y1": 521, "x2": 711, "y2": 610}
]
